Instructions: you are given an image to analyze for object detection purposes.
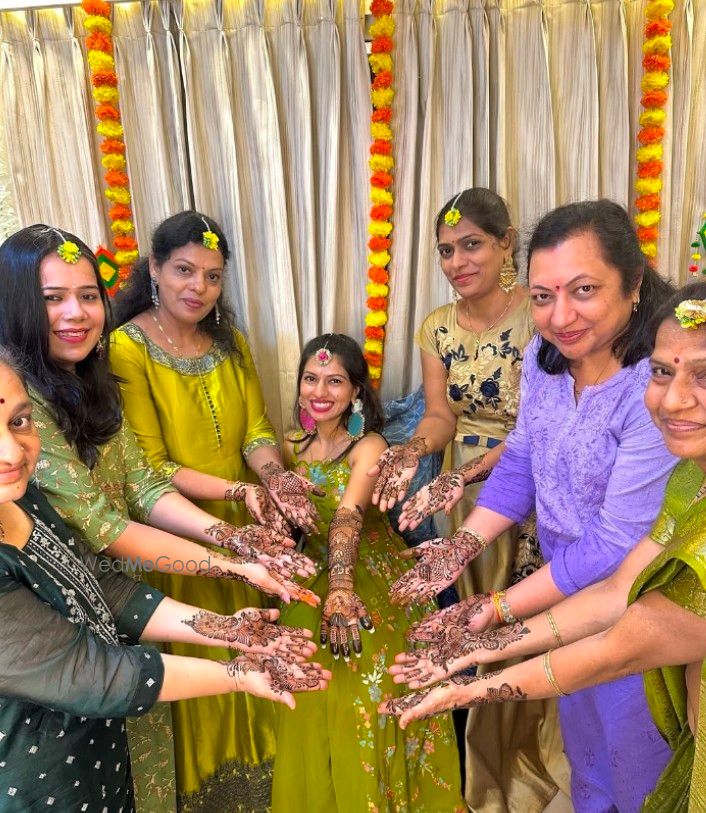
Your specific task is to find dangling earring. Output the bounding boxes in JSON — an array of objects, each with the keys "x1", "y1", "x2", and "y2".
[
  {"x1": 215, "y1": 302, "x2": 221, "y2": 325},
  {"x1": 632, "y1": 296, "x2": 640, "y2": 314},
  {"x1": 498, "y1": 256, "x2": 517, "y2": 293},
  {"x1": 298, "y1": 400, "x2": 316, "y2": 435},
  {"x1": 96, "y1": 337, "x2": 105, "y2": 359},
  {"x1": 150, "y1": 277, "x2": 159, "y2": 309},
  {"x1": 346, "y1": 399, "x2": 365, "y2": 440}
]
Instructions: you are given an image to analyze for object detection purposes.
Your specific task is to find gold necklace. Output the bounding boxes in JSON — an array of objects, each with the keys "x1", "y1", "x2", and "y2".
[
  {"x1": 573, "y1": 356, "x2": 614, "y2": 399},
  {"x1": 150, "y1": 311, "x2": 203, "y2": 358},
  {"x1": 459, "y1": 291, "x2": 514, "y2": 338}
]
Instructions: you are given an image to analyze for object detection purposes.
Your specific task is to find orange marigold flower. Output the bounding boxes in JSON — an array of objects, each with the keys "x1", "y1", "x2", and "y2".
[
  {"x1": 372, "y1": 108, "x2": 392, "y2": 124},
  {"x1": 96, "y1": 103, "x2": 121, "y2": 121},
  {"x1": 86, "y1": 32, "x2": 113, "y2": 53},
  {"x1": 109, "y1": 203, "x2": 132, "y2": 220},
  {"x1": 100, "y1": 138, "x2": 126, "y2": 154},
  {"x1": 641, "y1": 90, "x2": 668, "y2": 108},
  {"x1": 371, "y1": 170, "x2": 393, "y2": 188},
  {"x1": 370, "y1": 204, "x2": 393, "y2": 220},
  {"x1": 635, "y1": 193, "x2": 661, "y2": 211},
  {"x1": 113, "y1": 235, "x2": 138, "y2": 250},
  {"x1": 637, "y1": 160, "x2": 663, "y2": 178},
  {"x1": 373, "y1": 71, "x2": 393, "y2": 90},
  {"x1": 637, "y1": 226, "x2": 659, "y2": 242},
  {"x1": 82, "y1": 0, "x2": 110, "y2": 16},
  {"x1": 91, "y1": 70, "x2": 118, "y2": 87},
  {"x1": 369, "y1": 236, "x2": 392, "y2": 251},
  {"x1": 643, "y1": 53, "x2": 670, "y2": 71},
  {"x1": 370, "y1": 0, "x2": 393, "y2": 15},
  {"x1": 105, "y1": 169, "x2": 129, "y2": 187},
  {"x1": 365, "y1": 326, "x2": 386, "y2": 340},
  {"x1": 371, "y1": 35, "x2": 393, "y2": 53},
  {"x1": 364, "y1": 352, "x2": 383, "y2": 366},
  {"x1": 370, "y1": 140, "x2": 392, "y2": 156},
  {"x1": 367, "y1": 297, "x2": 388, "y2": 311},
  {"x1": 637, "y1": 126, "x2": 664, "y2": 145},
  {"x1": 368, "y1": 266, "x2": 389, "y2": 284},
  {"x1": 646, "y1": 19, "x2": 672, "y2": 37}
]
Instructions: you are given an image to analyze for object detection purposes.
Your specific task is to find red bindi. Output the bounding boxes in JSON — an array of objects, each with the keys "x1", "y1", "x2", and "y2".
[
  {"x1": 0, "y1": 398, "x2": 4, "y2": 404},
  {"x1": 674, "y1": 357, "x2": 680, "y2": 364}
]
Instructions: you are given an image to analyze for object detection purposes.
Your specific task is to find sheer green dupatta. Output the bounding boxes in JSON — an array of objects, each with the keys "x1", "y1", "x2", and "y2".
[{"x1": 627, "y1": 461, "x2": 706, "y2": 813}]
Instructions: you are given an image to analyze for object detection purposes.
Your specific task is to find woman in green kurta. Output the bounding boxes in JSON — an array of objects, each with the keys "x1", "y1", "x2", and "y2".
[
  {"x1": 271, "y1": 334, "x2": 464, "y2": 812},
  {"x1": 110, "y1": 211, "x2": 321, "y2": 811},
  {"x1": 0, "y1": 224, "x2": 317, "y2": 813},
  {"x1": 383, "y1": 282, "x2": 706, "y2": 812}
]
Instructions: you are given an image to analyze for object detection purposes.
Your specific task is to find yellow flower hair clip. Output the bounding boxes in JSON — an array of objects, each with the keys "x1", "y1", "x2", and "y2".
[
  {"x1": 44, "y1": 227, "x2": 80, "y2": 264},
  {"x1": 443, "y1": 192, "x2": 463, "y2": 228},
  {"x1": 201, "y1": 217, "x2": 220, "y2": 251},
  {"x1": 674, "y1": 299, "x2": 706, "y2": 329}
]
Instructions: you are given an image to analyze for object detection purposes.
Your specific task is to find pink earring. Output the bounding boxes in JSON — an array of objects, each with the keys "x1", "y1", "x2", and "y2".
[{"x1": 298, "y1": 404, "x2": 316, "y2": 435}]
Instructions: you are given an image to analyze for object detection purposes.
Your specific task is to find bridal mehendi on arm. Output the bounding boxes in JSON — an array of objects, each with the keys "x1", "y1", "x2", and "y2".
[{"x1": 320, "y1": 505, "x2": 373, "y2": 661}]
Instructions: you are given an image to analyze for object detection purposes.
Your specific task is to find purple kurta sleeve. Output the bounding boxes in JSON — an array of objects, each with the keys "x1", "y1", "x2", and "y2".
[
  {"x1": 475, "y1": 349, "x2": 536, "y2": 523},
  {"x1": 549, "y1": 405, "x2": 674, "y2": 595}
]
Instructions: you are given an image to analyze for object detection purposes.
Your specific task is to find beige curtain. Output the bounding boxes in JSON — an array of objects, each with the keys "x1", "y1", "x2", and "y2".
[{"x1": 1, "y1": 0, "x2": 705, "y2": 420}]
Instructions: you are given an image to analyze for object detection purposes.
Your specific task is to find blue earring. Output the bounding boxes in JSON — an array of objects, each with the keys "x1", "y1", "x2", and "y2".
[{"x1": 346, "y1": 399, "x2": 365, "y2": 440}]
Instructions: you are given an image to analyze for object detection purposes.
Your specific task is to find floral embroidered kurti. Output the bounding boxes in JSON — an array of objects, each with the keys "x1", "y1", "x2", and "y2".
[
  {"x1": 271, "y1": 451, "x2": 464, "y2": 812},
  {"x1": 110, "y1": 323, "x2": 279, "y2": 812},
  {"x1": 0, "y1": 485, "x2": 165, "y2": 812}
]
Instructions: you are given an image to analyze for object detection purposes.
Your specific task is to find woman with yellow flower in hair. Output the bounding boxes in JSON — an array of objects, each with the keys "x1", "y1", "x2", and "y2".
[
  {"x1": 112, "y1": 211, "x2": 322, "y2": 811},
  {"x1": 368, "y1": 188, "x2": 567, "y2": 811}
]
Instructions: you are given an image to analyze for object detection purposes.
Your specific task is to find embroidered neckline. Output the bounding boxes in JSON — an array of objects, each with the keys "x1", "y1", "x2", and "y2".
[{"x1": 117, "y1": 322, "x2": 228, "y2": 376}]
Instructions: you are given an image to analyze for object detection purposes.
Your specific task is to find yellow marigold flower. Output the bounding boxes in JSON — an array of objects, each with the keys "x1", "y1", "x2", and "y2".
[
  {"x1": 368, "y1": 366, "x2": 382, "y2": 379},
  {"x1": 646, "y1": 0, "x2": 675, "y2": 20},
  {"x1": 369, "y1": 154, "x2": 394, "y2": 172},
  {"x1": 371, "y1": 88, "x2": 394, "y2": 109},
  {"x1": 84, "y1": 14, "x2": 113, "y2": 35},
  {"x1": 641, "y1": 70, "x2": 669, "y2": 91},
  {"x1": 115, "y1": 249, "x2": 139, "y2": 265},
  {"x1": 643, "y1": 35, "x2": 673, "y2": 55},
  {"x1": 87, "y1": 50, "x2": 114, "y2": 72},
  {"x1": 369, "y1": 16, "x2": 394, "y2": 38},
  {"x1": 368, "y1": 250, "x2": 391, "y2": 267},
  {"x1": 639, "y1": 109, "x2": 666, "y2": 126},
  {"x1": 640, "y1": 241, "x2": 658, "y2": 258},
  {"x1": 366, "y1": 282, "x2": 389, "y2": 298},
  {"x1": 444, "y1": 208, "x2": 461, "y2": 227},
  {"x1": 368, "y1": 221, "x2": 393, "y2": 237},
  {"x1": 635, "y1": 178, "x2": 662, "y2": 195},
  {"x1": 368, "y1": 53, "x2": 393, "y2": 74},
  {"x1": 674, "y1": 299, "x2": 706, "y2": 329},
  {"x1": 364, "y1": 339, "x2": 384, "y2": 355},
  {"x1": 57, "y1": 240, "x2": 80, "y2": 264},
  {"x1": 202, "y1": 230, "x2": 220, "y2": 251},
  {"x1": 635, "y1": 211, "x2": 661, "y2": 228},
  {"x1": 365, "y1": 311, "x2": 388, "y2": 327},
  {"x1": 636, "y1": 144, "x2": 663, "y2": 163},
  {"x1": 92, "y1": 86, "x2": 119, "y2": 104},
  {"x1": 97, "y1": 121, "x2": 124, "y2": 139},
  {"x1": 105, "y1": 186, "x2": 131, "y2": 205},
  {"x1": 371, "y1": 188, "x2": 393, "y2": 206},
  {"x1": 371, "y1": 122, "x2": 393, "y2": 141},
  {"x1": 111, "y1": 219, "x2": 134, "y2": 235},
  {"x1": 102, "y1": 154, "x2": 126, "y2": 170}
]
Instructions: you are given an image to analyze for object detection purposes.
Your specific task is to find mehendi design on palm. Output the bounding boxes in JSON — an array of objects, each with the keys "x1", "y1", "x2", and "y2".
[
  {"x1": 260, "y1": 462, "x2": 323, "y2": 532},
  {"x1": 224, "y1": 654, "x2": 326, "y2": 696},
  {"x1": 372, "y1": 437, "x2": 428, "y2": 507},
  {"x1": 225, "y1": 481, "x2": 290, "y2": 535}
]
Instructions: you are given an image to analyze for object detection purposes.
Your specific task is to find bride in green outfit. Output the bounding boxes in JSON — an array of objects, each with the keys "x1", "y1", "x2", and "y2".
[
  {"x1": 382, "y1": 280, "x2": 706, "y2": 812},
  {"x1": 271, "y1": 333, "x2": 464, "y2": 812}
]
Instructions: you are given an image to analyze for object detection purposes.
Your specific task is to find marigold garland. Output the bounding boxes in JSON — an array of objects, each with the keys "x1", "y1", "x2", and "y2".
[
  {"x1": 364, "y1": 0, "x2": 396, "y2": 383},
  {"x1": 687, "y1": 214, "x2": 706, "y2": 277},
  {"x1": 634, "y1": 0, "x2": 674, "y2": 263},
  {"x1": 82, "y1": 0, "x2": 138, "y2": 290}
]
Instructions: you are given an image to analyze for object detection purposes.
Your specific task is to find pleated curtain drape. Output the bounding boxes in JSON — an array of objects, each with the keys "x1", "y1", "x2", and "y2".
[{"x1": 1, "y1": 0, "x2": 705, "y2": 428}]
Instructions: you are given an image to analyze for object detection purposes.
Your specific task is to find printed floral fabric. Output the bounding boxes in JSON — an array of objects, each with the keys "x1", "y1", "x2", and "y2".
[
  {"x1": 416, "y1": 298, "x2": 534, "y2": 439},
  {"x1": 271, "y1": 453, "x2": 465, "y2": 812}
]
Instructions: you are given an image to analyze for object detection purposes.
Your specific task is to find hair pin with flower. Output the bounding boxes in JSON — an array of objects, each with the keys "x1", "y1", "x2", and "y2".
[
  {"x1": 674, "y1": 299, "x2": 706, "y2": 329},
  {"x1": 316, "y1": 337, "x2": 333, "y2": 366},
  {"x1": 444, "y1": 192, "x2": 463, "y2": 228},
  {"x1": 201, "y1": 217, "x2": 220, "y2": 251},
  {"x1": 45, "y1": 227, "x2": 80, "y2": 264}
]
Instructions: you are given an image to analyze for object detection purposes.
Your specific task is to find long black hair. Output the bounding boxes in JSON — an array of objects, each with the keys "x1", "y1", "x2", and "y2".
[
  {"x1": 113, "y1": 210, "x2": 240, "y2": 356},
  {"x1": 650, "y1": 281, "x2": 706, "y2": 346},
  {"x1": 527, "y1": 199, "x2": 675, "y2": 373},
  {"x1": 0, "y1": 225, "x2": 122, "y2": 468},
  {"x1": 290, "y1": 333, "x2": 384, "y2": 458}
]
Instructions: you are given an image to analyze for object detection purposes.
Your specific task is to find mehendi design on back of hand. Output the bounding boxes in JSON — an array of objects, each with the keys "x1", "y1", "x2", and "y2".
[{"x1": 225, "y1": 482, "x2": 290, "y2": 535}]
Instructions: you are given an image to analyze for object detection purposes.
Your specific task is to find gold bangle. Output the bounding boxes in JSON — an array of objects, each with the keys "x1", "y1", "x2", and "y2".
[
  {"x1": 455, "y1": 526, "x2": 490, "y2": 550},
  {"x1": 542, "y1": 651, "x2": 568, "y2": 697},
  {"x1": 545, "y1": 609, "x2": 564, "y2": 648},
  {"x1": 490, "y1": 591, "x2": 504, "y2": 624}
]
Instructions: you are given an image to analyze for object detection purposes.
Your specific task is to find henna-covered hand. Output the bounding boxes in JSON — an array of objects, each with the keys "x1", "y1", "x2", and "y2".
[
  {"x1": 368, "y1": 437, "x2": 428, "y2": 511},
  {"x1": 226, "y1": 481, "x2": 291, "y2": 536},
  {"x1": 391, "y1": 527, "x2": 489, "y2": 606},
  {"x1": 224, "y1": 653, "x2": 332, "y2": 709},
  {"x1": 391, "y1": 621, "x2": 529, "y2": 688},
  {"x1": 183, "y1": 607, "x2": 316, "y2": 658},
  {"x1": 260, "y1": 462, "x2": 324, "y2": 533},
  {"x1": 320, "y1": 588, "x2": 373, "y2": 661},
  {"x1": 398, "y1": 470, "x2": 465, "y2": 531},
  {"x1": 406, "y1": 593, "x2": 493, "y2": 645},
  {"x1": 379, "y1": 671, "x2": 528, "y2": 729}
]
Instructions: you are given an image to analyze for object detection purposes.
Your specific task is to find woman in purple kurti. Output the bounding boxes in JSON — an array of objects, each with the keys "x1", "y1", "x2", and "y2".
[{"x1": 386, "y1": 200, "x2": 677, "y2": 812}]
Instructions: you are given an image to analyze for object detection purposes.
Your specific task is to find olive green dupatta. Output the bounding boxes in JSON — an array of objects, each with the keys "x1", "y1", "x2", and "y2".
[{"x1": 627, "y1": 461, "x2": 706, "y2": 813}]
